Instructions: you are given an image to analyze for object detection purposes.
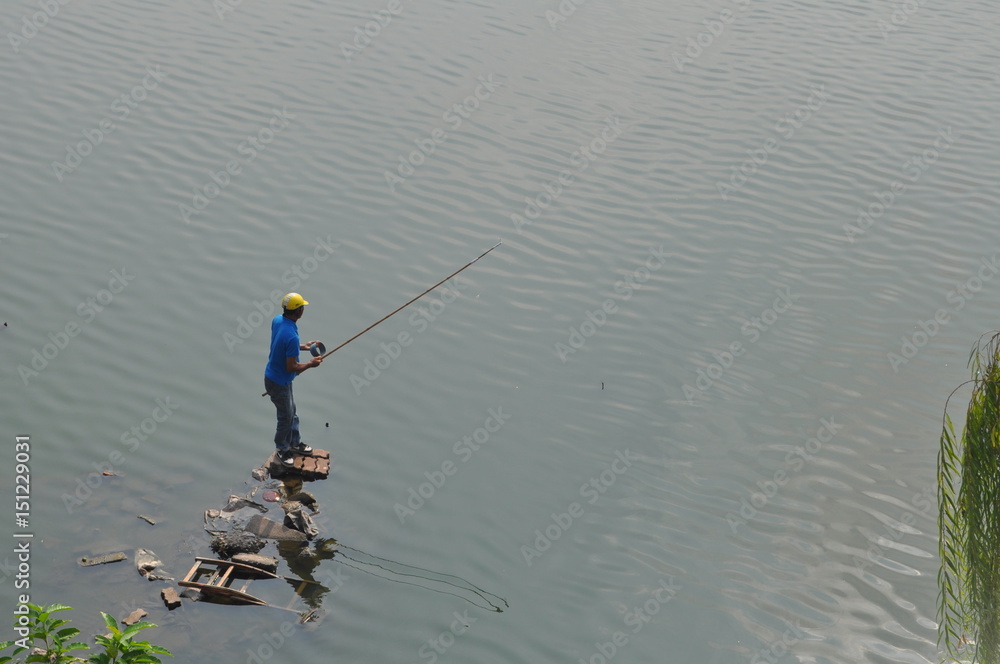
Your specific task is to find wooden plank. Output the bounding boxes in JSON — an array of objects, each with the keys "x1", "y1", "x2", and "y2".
[
  {"x1": 178, "y1": 580, "x2": 268, "y2": 606},
  {"x1": 193, "y1": 557, "x2": 280, "y2": 580},
  {"x1": 181, "y1": 559, "x2": 201, "y2": 583},
  {"x1": 216, "y1": 565, "x2": 234, "y2": 587}
]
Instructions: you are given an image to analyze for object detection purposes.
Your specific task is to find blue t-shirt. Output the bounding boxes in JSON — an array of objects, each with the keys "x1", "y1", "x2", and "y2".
[{"x1": 265, "y1": 314, "x2": 300, "y2": 385}]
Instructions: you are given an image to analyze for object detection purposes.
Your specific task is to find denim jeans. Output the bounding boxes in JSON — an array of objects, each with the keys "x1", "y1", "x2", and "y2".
[{"x1": 264, "y1": 377, "x2": 301, "y2": 452}]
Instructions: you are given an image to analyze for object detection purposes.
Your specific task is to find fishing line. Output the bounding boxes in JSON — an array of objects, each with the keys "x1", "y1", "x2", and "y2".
[{"x1": 323, "y1": 542, "x2": 507, "y2": 612}]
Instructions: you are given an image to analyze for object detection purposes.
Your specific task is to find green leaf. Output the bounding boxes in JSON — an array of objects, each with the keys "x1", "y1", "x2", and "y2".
[
  {"x1": 121, "y1": 623, "x2": 157, "y2": 638},
  {"x1": 45, "y1": 604, "x2": 73, "y2": 613},
  {"x1": 101, "y1": 612, "x2": 118, "y2": 631}
]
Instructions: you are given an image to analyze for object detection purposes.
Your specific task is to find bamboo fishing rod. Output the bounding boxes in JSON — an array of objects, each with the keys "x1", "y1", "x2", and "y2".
[{"x1": 262, "y1": 241, "x2": 501, "y2": 395}]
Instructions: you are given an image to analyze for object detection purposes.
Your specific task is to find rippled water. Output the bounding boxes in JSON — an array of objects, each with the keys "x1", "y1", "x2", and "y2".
[{"x1": 2, "y1": 0, "x2": 999, "y2": 661}]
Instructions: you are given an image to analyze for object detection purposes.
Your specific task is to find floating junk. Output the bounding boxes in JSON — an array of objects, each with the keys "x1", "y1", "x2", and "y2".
[
  {"x1": 179, "y1": 558, "x2": 274, "y2": 607},
  {"x1": 135, "y1": 548, "x2": 173, "y2": 581},
  {"x1": 174, "y1": 447, "x2": 334, "y2": 618},
  {"x1": 78, "y1": 552, "x2": 127, "y2": 567},
  {"x1": 210, "y1": 531, "x2": 265, "y2": 558}
]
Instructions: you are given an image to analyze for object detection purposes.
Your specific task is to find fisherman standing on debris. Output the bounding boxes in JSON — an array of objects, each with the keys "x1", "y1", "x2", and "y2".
[{"x1": 265, "y1": 293, "x2": 322, "y2": 467}]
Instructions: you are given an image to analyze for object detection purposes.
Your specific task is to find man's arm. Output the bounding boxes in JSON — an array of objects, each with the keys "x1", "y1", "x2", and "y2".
[{"x1": 286, "y1": 355, "x2": 322, "y2": 374}]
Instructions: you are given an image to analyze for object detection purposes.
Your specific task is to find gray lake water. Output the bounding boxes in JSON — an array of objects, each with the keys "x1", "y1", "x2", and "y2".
[{"x1": 2, "y1": 0, "x2": 999, "y2": 662}]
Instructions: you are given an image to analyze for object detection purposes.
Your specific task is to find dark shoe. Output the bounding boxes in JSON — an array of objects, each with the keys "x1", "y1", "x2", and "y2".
[
  {"x1": 290, "y1": 443, "x2": 313, "y2": 455},
  {"x1": 279, "y1": 450, "x2": 296, "y2": 467}
]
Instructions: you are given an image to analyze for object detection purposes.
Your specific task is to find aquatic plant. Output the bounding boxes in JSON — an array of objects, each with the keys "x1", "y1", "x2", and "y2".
[
  {"x1": 0, "y1": 603, "x2": 171, "y2": 664},
  {"x1": 938, "y1": 331, "x2": 1000, "y2": 663}
]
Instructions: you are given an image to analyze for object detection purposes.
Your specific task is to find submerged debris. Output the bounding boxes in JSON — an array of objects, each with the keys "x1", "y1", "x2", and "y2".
[
  {"x1": 285, "y1": 491, "x2": 319, "y2": 514},
  {"x1": 79, "y1": 552, "x2": 127, "y2": 567},
  {"x1": 282, "y1": 502, "x2": 318, "y2": 540},
  {"x1": 137, "y1": 514, "x2": 157, "y2": 526},
  {"x1": 161, "y1": 587, "x2": 182, "y2": 610},
  {"x1": 135, "y1": 548, "x2": 173, "y2": 581},
  {"x1": 245, "y1": 514, "x2": 307, "y2": 542},
  {"x1": 232, "y1": 553, "x2": 278, "y2": 573},
  {"x1": 210, "y1": 531, "x2": 265, "y2": 559},
  {"x1": 123, "y1": 609, "x2": 148, "y2": 626},
  {"x1": 222, "y1": 495, "x2": 268, "y2": 514}
]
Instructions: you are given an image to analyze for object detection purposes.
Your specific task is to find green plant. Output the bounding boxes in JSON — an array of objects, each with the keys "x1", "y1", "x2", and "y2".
[
  {"x1": 0, "y1": 603, "x2": 170, "y2": 664},
  {"x1": 938, "y1": 331, "x2": 1000, "y2": 663},
  {"x1": 0, "y1": 603, "x2": 89, "y2": 663},
  {"x1": 88, "y1": 613, "x2": 170, "y2": 664}
]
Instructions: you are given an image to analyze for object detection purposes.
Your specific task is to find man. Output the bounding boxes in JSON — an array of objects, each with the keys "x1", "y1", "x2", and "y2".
[{"x1": 265, "y1": 292, "x2": 323, "y2": 466}]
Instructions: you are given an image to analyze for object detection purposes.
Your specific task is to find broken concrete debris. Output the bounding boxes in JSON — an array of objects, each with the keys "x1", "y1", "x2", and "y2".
[
  {"x1": 232, "y1": 553, "x2": 279, "y2": 573},
  {"x1": 123, "y1": 608, "x2": 148, "y2": 626},
  {"x1": 79, "y1": 552, "x2": 127, "y2": 567},
  {"x1": 245, "y1": 514, "x2": 307, "y2": 542},
  {"x1": 210, "y1": 531, "x2": 265, "y2": 559},
  {"x1": 161, "y1": 587, "x2": 182, "y2": 610}
]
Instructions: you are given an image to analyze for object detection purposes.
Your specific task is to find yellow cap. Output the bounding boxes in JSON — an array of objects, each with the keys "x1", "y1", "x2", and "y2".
[{"x1": 282, "y1": 293, "x2": 309, "y2": 310}]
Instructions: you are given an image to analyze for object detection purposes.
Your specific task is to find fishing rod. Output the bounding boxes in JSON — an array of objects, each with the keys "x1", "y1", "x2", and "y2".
[
  {"x1": 320, "y1": 240, "x2": 501, "y2": 360},
  {"x1": 261, "y1": 241, "x2": 501, "y2": 396}
]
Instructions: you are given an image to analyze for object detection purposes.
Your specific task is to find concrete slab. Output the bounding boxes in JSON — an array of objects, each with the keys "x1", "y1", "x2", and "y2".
[{"x1": 245, "y1": 514, "x2": 308, "y2": 541}]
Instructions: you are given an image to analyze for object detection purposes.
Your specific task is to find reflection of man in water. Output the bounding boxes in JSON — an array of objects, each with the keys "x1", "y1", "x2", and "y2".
[{"x1": 277, "y1": 539, "x2": 340, "y2": 609}]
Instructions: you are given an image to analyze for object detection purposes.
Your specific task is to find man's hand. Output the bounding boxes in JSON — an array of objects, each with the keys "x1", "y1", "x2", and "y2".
[{"x1": 308, "y1": 356, "x2": 323, "y2": 369}]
